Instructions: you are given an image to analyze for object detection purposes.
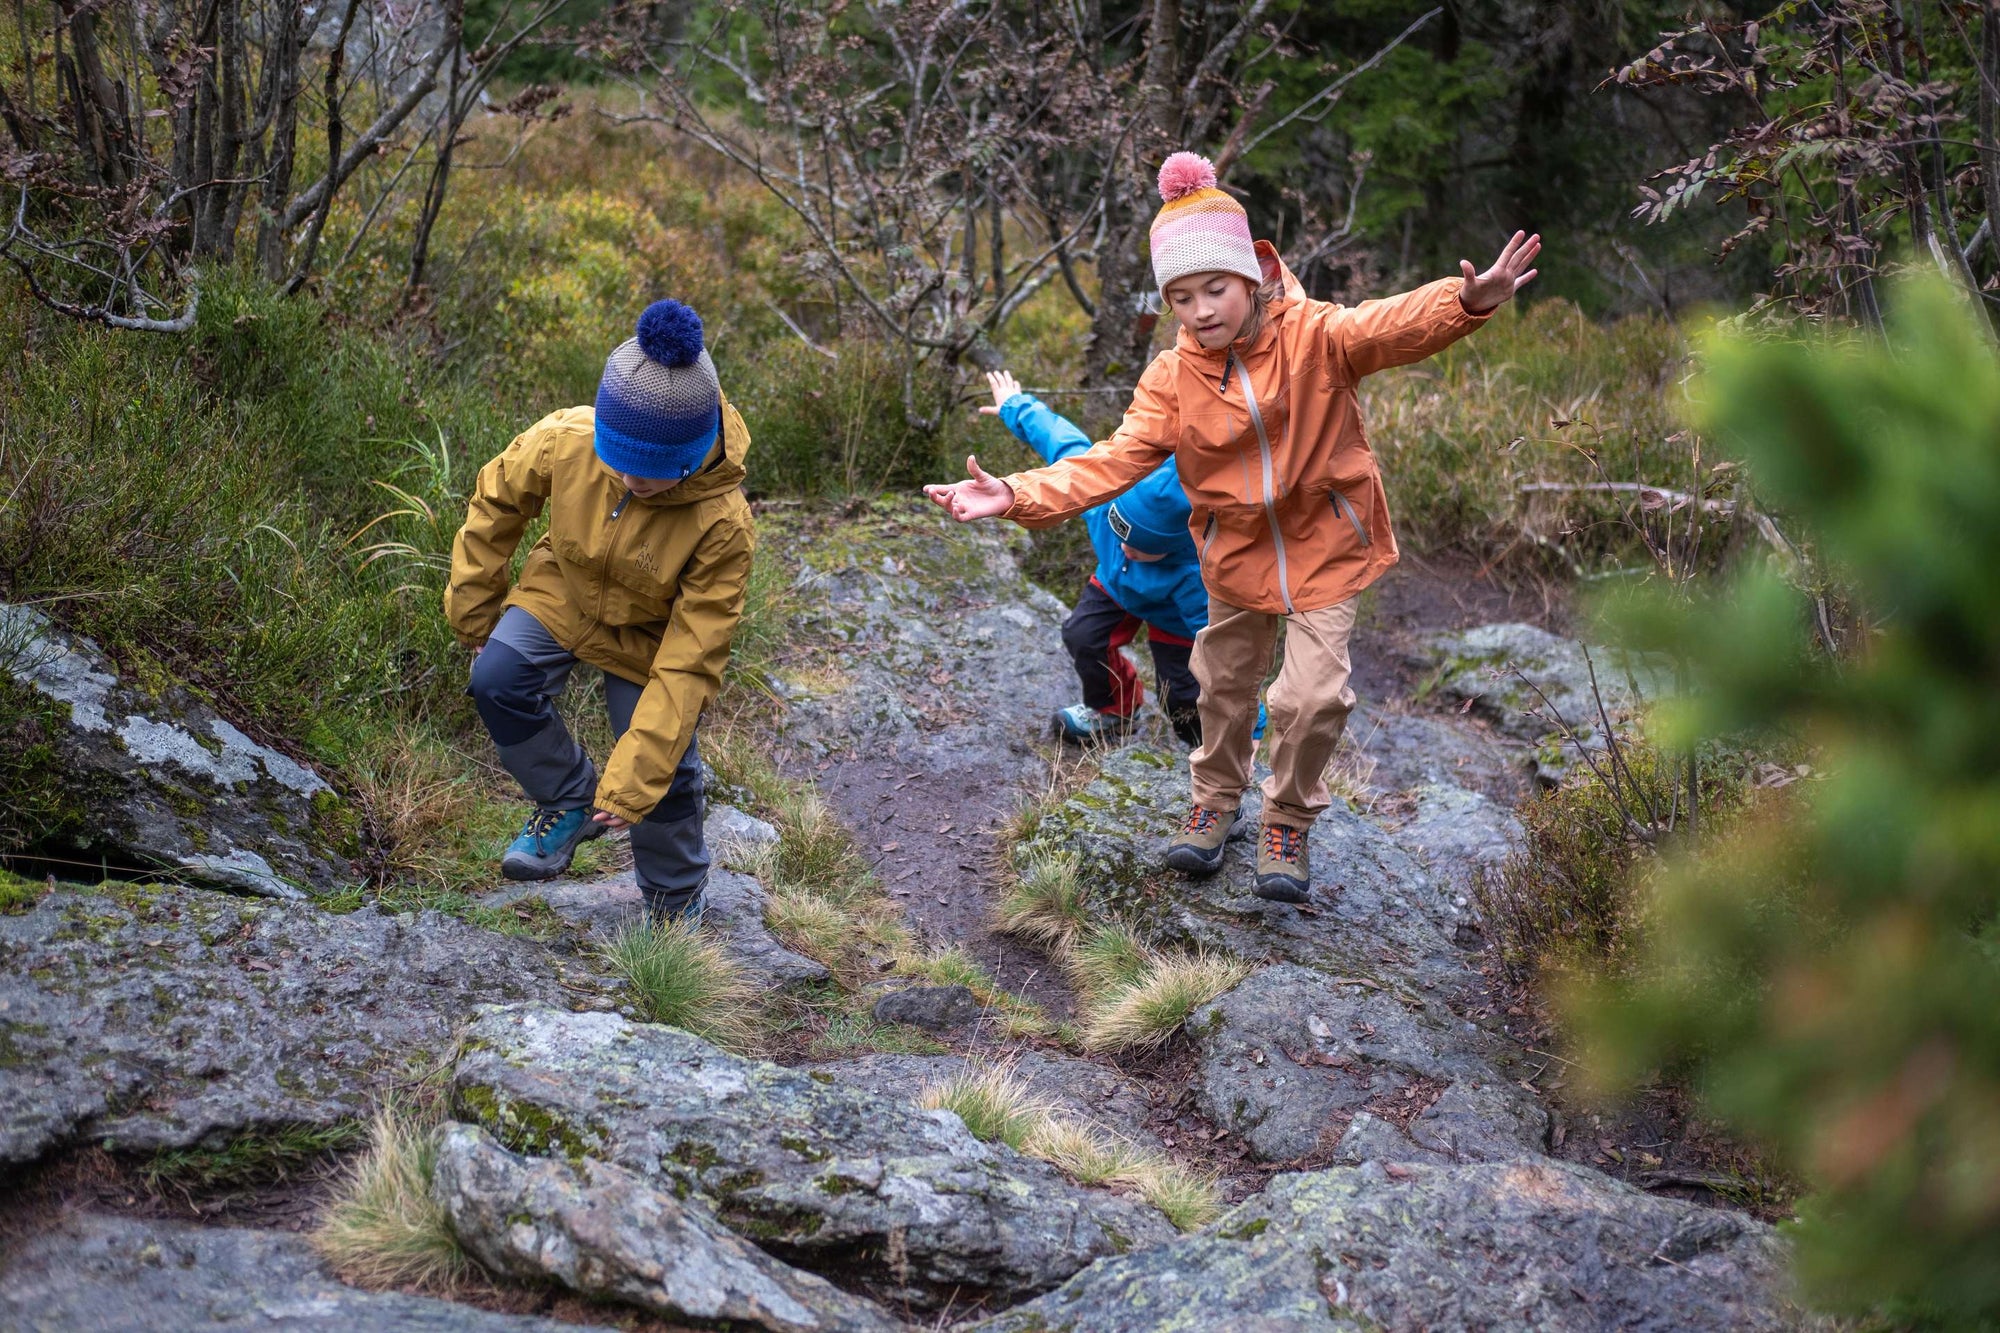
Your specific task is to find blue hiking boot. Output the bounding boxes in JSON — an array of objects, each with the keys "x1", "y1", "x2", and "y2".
[
  {"x1": 646, "y1": 888, "x2": 706, "y2": 931},
  {"x1": 1053, "y1": 703, "x2": 1133, "y2": 743},
  {"x1": 500, "y1": 806, "x2": 604, "y2": 881}
]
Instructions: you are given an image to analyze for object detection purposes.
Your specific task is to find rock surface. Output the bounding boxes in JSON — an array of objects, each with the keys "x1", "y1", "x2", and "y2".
[
  {"x1": 489, "y1": 862, "x2": 830, "y2": 989},
  {"x1": 0, "y1": 1211, "x2": 587, "y2": 1331},
  {"x1": 0, "y1": 882, "x2": 603, "y2": 1165},
  {"x1": 870, "y1": 984, "x2": 982, "y2": 1032},
  {"x1": 450, "y1": 1005, "x2": 1172, "y2": 1310},
  {"x1": 1186, "y1": 965, "x2": 1546, "y2": 1164},
  {"x1": 1377, "y1": 782, "x2": 1522, "y2": 896},
  {"x1": 805, "y1": 1051, "x2": 1160, "y2": 1147},
  {"x1": 432, "y1": 1122, "x2": 901, "y2": 1333},
  {"x1": 1418, "y1": 622, "x2": 1669, "y2": 782},
  {"x1": 971, "y1": 1158, "x2": 1810, "y2": 1332},
  {"x1": 0, "y1": 603, "x2": 358, "y2": 897},
  {"x1": 1019, "y1": 748, "x2": 1473, "y2": 993}
]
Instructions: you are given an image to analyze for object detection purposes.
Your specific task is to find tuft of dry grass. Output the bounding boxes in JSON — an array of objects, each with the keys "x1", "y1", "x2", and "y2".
[
  {"x1": 920, "y1": 1063, "x2": 1055, "y2": 1150},
  {"x1": 1064, "y1": 921, "x2": 1157, "y2": 1004},
  {"x1": 346, "y1": 732, "x2": 519, "y2": 893},
  {"x1": 311, "y1": 1104, "x2": 470, "y2": 1292},
  {"x1": 599, "y1": 919, "x2": 764, "y2": 1054},
  {"x1": 921, "y1": 1063, "x2": 1223, "y2": 1230},
  {"x1": 1077, "y1": 951, "x2": 1252, "y2": 1054},
  {"x1": 993, "y1": 847, "x2": 1090, "y2": 954}
]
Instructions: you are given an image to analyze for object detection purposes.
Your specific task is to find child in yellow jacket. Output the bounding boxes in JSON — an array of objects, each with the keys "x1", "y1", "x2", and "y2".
[
  {"x1": 446, "y1": 300, "x2": 754, "y2": 926},
  {"x1": 928, "y1": 154, "x2": 1538, "y2": 903}
]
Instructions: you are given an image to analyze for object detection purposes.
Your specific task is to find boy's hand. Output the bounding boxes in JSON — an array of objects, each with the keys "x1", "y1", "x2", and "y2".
[
  {"x1": 978, "y1": 369, "x2": 1023, "y2": 416},
  {"x1": 1459, "y1": 231, "x2": 1541, "y2": 314},
  {"x1": 923, "y1": 455, "x2": 1015, "y2": 522},
  {"x1": 591, "y1": 810, "x2": 630, "y2": 831}
]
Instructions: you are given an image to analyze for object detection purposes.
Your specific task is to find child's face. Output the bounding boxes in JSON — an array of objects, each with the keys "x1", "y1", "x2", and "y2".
[
  {"x1": 1164, "y1": 272, "x2": 1255, "y2": 349},
  {"x1": 621, "y1": 472, "x2": 684, "y2": 498}
]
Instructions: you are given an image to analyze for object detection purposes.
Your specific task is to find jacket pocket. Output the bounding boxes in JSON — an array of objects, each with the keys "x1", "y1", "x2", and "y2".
[
  {"x1": 1198, "y1": 512, "x2": 1217, "y2": 578},
  {"x1": 1331, "y1": 491, "x2": 1372, "y2": 547}
]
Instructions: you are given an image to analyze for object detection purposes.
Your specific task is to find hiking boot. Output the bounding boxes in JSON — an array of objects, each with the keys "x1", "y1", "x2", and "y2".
[
  {"x1": 1164, "y1": 804, "x2": 1247, "y2": 876},
  {"x1": 1254, "y1": 823, "x2": 1311, "y2": 903},
  {"x1": 1053, "y1": 703, "x2": 1133, "y2": 743},
  {"x1": 645, "y1": 888, "x2": 706, "y2": 931},
  {"x1": 500, "y1": 806, "x2": 603, "y2": 881}
]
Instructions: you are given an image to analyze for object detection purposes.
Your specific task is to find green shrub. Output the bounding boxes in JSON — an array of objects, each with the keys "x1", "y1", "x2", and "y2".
[
  {"x1": 1578, "y1": 278, "x2": 2000, "y2": 1322},
  {"x1": 1477, "y1": 737, "x2": 1749, "y2": 980}
]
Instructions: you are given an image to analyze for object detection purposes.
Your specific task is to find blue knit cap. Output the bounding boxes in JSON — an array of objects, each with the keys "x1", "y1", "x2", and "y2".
[{"x1": 594, "y1": 300, "x2": 722, "y2": 480}]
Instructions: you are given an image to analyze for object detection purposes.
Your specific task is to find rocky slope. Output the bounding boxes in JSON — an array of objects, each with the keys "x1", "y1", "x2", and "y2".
[{"x1": 0, "y1": 501, "x2": 1810, "y2": 1331}]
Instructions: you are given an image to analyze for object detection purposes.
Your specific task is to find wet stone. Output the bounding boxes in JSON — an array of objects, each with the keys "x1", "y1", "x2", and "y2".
[
  {"x1": 1, "y1": 603, "x2": 358, "y2": 898},
  {"x1": 971, "y1": 1158, "x2": 1812, "y2": 1333},
  {"x1": 449, "y1": 1005, "x2": 1173, "y2": 1312},
  {"x1": 0, "y1": 1211, "x2": 588, "y2": 1331},
  {"x1": 432, "y1": 1123, "x2": 901, "y2": 1333},
  {"x1": 869, "y1": 984, "x2": 983, "y2": 1032},
  {"x1": 0, "y1": 882, "x2": 599, "y2": 1166},
  {"x1": 1185, "y1": 964, "x2": 1545, "y2": 1164}
]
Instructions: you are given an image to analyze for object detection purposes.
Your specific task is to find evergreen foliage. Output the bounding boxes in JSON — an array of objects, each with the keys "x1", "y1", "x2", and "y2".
[{"x1": 1579, "y1": 279, "x2": 2000, "y2": 1321}]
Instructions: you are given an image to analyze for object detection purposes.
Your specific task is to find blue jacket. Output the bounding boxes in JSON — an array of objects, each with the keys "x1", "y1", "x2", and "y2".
[{"x1": 998, "y1": 394, "x2": 1208, "y2": 640}]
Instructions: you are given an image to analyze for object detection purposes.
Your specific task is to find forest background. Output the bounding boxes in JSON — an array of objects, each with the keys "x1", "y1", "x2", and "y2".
[{"x1": 3, "y1": 0, "x2": 1998, "y2": 1323}]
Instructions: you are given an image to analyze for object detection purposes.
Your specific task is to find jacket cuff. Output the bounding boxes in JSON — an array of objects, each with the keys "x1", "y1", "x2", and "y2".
[
  {"x1": 1450, "y1": 276, "x2": 1501, "y2": 323},
  {"x1": 1000, "y1": 475, "x2": 1056, "y2": 528},
  {"x1": 593, "y1": 793, "x2": 650, "y2": 825}
]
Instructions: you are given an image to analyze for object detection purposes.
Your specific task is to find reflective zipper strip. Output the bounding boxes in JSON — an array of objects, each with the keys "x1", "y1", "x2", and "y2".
[
  {"x1": 1333, "y1": 491, "x2": 1372, "y2": 547},
  {"x1": 1231, "y1": 351, "x2": 1295, "y2": 616}
]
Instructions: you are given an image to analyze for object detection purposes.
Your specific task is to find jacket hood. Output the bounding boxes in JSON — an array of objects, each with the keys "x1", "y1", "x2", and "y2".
[
  {"x1": 1172, "y1": 240, "x2": 1306, "y2": 363},
  {"x1": 629, "y1": 394, "x2": 749, "y2": 507}
]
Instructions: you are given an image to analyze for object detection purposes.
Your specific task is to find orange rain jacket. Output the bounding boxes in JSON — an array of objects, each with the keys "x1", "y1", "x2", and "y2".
[{"x1": 1001, "y1": 243, "x2": 1492, "y2": 615}]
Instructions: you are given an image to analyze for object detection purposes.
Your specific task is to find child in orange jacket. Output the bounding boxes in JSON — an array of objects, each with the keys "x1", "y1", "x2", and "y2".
[{"x1": 927, "y1": 153, "x2": 1538, "y2": 902}]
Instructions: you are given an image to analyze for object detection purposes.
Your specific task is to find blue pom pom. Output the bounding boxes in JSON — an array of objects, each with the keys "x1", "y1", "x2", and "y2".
[{"x1": 635, "y1": 299, "x2": 705, "y2": 367}]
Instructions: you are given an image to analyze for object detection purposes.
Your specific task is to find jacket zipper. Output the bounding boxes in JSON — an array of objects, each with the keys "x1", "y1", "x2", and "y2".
[
  {"x1": 598, "y1": 488, "x2": 633, "y2": 623},
  {"x1": 1199, "y1": 512, "x2": 1217, "y2": 578},
  {"x1": 1230, "y1": 350, "x2": 1295, "y2": 615},
  {"x1": 1333, "y1": 491, "x2": 1372, "y2": 547}
]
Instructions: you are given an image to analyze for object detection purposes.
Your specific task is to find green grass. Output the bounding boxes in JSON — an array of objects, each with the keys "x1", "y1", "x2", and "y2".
[
  {"x1": 312, "y1": 1105, "x2": 470, "y2": 1293},
  {"x1": 142, "y1": 1121, "x2": 367, "y2": 1194},
  {"x1": 0, "y1": 867, "x2": 49, "y2": 915},
  {"x1": 600, "y1": 918, "x2": 763, "y2": 1053},
  {"x1": 809, "y1": 1011, "x2": 950, "y2": 1059}
]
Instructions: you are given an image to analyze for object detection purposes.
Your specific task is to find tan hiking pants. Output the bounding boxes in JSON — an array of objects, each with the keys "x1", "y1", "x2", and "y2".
[{"x1": 1188, "y1": 595, "x2": 1358, "y2": 830}]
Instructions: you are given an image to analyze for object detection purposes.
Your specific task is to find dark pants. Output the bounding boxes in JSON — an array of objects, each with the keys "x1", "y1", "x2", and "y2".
[
  {"x1": 469, "y1": 607, "x2": 707, "y2": 920},
  {"x1": 1060, "y1": 578, "x2": 1202, "y2": 744}
]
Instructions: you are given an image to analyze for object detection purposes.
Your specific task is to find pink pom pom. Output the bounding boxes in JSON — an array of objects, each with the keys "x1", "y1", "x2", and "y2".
[{"x1": 1157, "y1": 152, "x2": 1217, "y2": 203}]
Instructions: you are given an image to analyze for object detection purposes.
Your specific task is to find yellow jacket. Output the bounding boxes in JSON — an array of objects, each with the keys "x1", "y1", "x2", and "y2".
[{"x1": 445, "y1": 400, "x2": 754, "y2": 822}]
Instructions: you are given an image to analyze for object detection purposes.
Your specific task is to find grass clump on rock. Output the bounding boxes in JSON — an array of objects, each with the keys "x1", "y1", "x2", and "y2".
[
  {"x1": 312, "y1": 1105, "x2": 470, "y2": 1292},
  {"x1": 600, "y1": 919, "x2": 762, "y2": 1054},
  {"x1": 1075, "y1": 938, "x2": 1251, "y2": 1054},
  {"x1": 921, "y1": 1063, "x2": 1221, "y2": 1230},
  {"x1": 993, "y1": 848, "x2": 1090, "y2": 954}
]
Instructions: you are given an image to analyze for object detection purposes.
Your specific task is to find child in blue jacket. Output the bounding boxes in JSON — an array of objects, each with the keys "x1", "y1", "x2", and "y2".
[{"x1": 983, "y1": 370, "x2": 1209, "y2": 745}]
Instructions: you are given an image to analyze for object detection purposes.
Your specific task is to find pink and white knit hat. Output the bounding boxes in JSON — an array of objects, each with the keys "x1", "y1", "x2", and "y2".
[{"x1": 1149, "y1": 152, "x2": 1262, "y2": 294}]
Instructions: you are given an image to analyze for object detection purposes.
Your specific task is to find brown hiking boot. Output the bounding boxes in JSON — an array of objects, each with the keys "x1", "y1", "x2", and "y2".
[
  {"x1": 1164, "y1": 804, "x2": 1246, "y2": 876},
  {"x1": 1254, "y1": 823, "x2": 1310, "y2": 902}
]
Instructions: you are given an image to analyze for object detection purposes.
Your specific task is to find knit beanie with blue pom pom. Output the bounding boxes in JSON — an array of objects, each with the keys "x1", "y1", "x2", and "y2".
[{"x1": 594, "y1": 299, "x2": 722, "y2": 480}]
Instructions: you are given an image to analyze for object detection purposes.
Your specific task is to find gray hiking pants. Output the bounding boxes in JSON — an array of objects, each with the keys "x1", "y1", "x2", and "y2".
[{"x1": 470, "y1": 607, "x2": 707, "y2": 919}]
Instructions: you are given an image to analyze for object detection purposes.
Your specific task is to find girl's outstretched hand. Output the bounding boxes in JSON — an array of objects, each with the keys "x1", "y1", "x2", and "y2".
[
  {"x1": 978, "y1": 369, "x2": 1023, "y2": 415},
  {"x1": 1459, "y1": 231, "x2": 1541, "y2": 313},
  {"x1": 924, "y1": 455, "x2": 1014, "y2": 522}
]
